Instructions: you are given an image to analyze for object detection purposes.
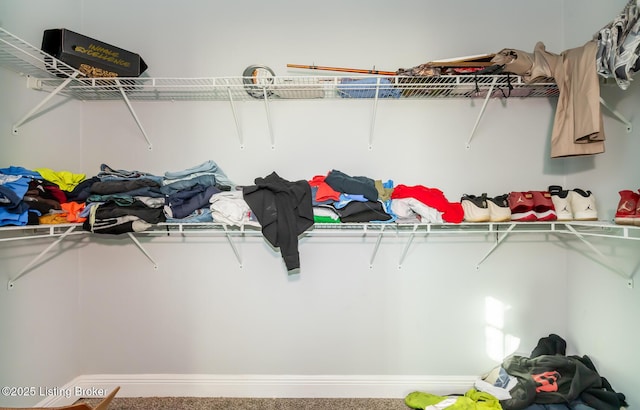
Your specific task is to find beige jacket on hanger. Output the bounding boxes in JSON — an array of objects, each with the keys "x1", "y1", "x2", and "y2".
[{"x1": 492, "y1": 41, "x2": 605, "y2": 158}]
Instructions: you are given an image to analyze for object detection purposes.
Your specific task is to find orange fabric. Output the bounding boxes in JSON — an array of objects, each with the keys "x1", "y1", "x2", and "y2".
[
  {"x1": 308, "y1": 175, "x2": 341, "y2": 202},
  {"x1": 39, "y1": 213, "x2": 70, "y2": 224},
  {"x1": 61, "y1": 201, "x2": 86, "y2": 222},
  {"x1": 532, "y1": 371, "x2": 561, "y2": 393}
]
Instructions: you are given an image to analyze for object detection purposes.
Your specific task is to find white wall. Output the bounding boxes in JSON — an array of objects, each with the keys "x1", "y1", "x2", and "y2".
[
  {"x1": 0, "y1": 0, "x2": 84, "y2": 407},
  {"x1": 76, "y1": 0, "x2": 570, "y2": 390},
  {"x1": 0, "y1": 0, "x2": 637, "y2": 407}
]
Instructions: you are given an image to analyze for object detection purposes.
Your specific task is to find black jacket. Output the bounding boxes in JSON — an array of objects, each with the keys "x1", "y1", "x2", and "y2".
[
  {"x1": 501, "y1": 334, "x2": 627, "y2": 410},
  {"x1": 242, "y1": 172, "x2": 314, "y2": 271}
]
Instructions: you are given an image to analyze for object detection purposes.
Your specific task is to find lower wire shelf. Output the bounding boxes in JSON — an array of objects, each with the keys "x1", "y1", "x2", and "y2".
[{"x1": 1, "y1": 220, "x2": 639, "y2": 289}]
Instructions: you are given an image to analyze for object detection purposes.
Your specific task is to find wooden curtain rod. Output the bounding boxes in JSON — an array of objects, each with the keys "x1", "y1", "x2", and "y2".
[{"x1": 286, "y1": 64, "x2": 397, "y2": 76}]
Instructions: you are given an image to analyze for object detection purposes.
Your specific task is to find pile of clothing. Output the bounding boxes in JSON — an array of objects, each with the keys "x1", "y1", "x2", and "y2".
[
  {"x1": 406, "y1": 334, "x2": 627, "y2": 410},
  {"x1": 0, "y1": 160, "x2": 239, "y2": 232},
  {"x1": 240, "y1": 169, "x2": 464, "y2": 272},
  {"x1": 82, "y1": 161, "x2": 236, "y2": 234},
  {"x1": 0, "y1": 165, "x2": 88, "y2": 226},
  {"x1": 1, "y1": 162, "x2": 467, "y2": 272},
  {"x1": 306, "y1": 170, "x2": 464, "y2": 225}
]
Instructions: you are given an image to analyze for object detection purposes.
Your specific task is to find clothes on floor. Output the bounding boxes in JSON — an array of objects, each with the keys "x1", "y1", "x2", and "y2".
[
  {"x1": 473, "y1": 334, "x2": 627, "y2": 410},
  {"x1": 408, "y1": 335, "x2": 627, "y2": 410},
  {"x1": 405, "y1": 389, "x2": 502, "y2": 410}
]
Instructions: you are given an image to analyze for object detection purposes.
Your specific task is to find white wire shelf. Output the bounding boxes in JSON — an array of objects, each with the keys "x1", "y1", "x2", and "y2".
[
  {"x1": 1, "y1": 27, "x2": 558, "y2": 102},
  {"x1": 2, "y1": 220, "x2": 638, "y2": 289},
  {"x1": 2, "y1": 220, "x2": 639, "y2": 241},
  {"x1": 1, "y1": 26, "x2": 561, "y2": 150},
  {"x1": 0, "y1": 27, "x2": 81, "y2": 79},
  {"x1": 26, "y1": 74, "x2": 559, "y2": 102}
]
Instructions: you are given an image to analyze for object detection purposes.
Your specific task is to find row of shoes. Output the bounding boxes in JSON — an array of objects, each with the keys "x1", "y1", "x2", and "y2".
[
  {"x1": 460, "y1": 193, "x2": 511, "y2": 222},
  {"x1": 614, "y1": 189, "x2": 640, "y2": 225},
  {"x1": 461, "y1": 186, "x2": 598, "y2": 222}
]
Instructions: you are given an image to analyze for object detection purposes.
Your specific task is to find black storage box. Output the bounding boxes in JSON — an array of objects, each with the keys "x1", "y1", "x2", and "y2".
[{"x1": 41, "y1": 28, "x2": 148, "y2": 77}]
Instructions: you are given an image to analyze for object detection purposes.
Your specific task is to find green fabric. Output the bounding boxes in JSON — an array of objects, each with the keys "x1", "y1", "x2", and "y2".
[
  {"x1": 375, "y1": 179, "x2": 394, "y2": 202},
  {"x1": 313, "y1": 215, "x2": 340, "y2": 223},
  {"x1": 405, "y1": 391, "x2": 447, "y2": 409},
  {"x1": 405, "y1": 389, "x2": 502, "y2": 410},
  {"x1": 464, "y1": 389, "x2": 501, "y2": 410}
]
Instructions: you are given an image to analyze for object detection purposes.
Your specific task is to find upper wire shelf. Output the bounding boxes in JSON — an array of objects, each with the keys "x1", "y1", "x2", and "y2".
[
  {"x1": 1, "y1": 27, "x2": 558, "y2": 102},
  {"x1": 29, "y1": 74, "x2": 559, "y2": 102},
  {"x1": 0, "y1": 27, "x2": 81, "y2": 79}
]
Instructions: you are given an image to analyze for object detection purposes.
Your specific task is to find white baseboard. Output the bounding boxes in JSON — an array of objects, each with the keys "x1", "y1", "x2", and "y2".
[{"x1": 37, "y1": 374, "x2": 476, "y2": 407}]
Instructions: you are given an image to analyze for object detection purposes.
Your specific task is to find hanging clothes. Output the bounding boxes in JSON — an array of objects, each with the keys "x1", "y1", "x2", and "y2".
[
  {"x1": 492, "y1": 41, "x2": 605, "y2": 158},
  {"x1": 242, "y1": 172, "x2": 314, "y2": 272},
  {"x1": 594, "y1": 0, "x2": 640, "y2": 90}
]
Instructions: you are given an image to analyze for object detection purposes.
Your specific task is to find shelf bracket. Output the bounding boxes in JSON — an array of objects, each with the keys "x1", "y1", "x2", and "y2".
[
  {"x1": 368, "y1": 77, "x2": 381, "y2": 150},
  {"x1": 8, "y1": 225, "x2": 78, "y2": 289},
  {"x1": 398, "y1": 224, "x2": 420, "y2": 269},
  {"x1": 368, "y1": 225, "x2": 385, "y2": 268},
  {"x1": 226, "y1": 84, "x2": 244, "y2": 149},
  {"x1": 476, "y1": 223, "x2": 516, "y2": 269},
  {"x1": 223, "y1": 225, "x2": 243, "y2": 268},
  {"x1": 127, "y1": 232, "x2": 158, "y2": 269},
  {"x1": 599, "y1": 97, "x2": 632, "y2": 133},
  {"x1": 263, "y1": 87, "x2": 275, "y2": 149},
  {"x1": 12, "y1": 72, "x2": 80, "y2": 134},
  {"x1": 564, "y1": 224, "x2": 635, "y2": 288},
  {"x1": 466, "y1": 76, "x2": 498, "y2": 149},
  {"x1": 116, "y1": 79, "x2": 153, "y2": 150}
]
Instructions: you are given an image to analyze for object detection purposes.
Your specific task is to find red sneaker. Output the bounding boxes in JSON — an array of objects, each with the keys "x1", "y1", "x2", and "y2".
[
  {"x1": 636, "y1": 189, "x2": 640, "y2": 226},
  {"x1": 508, "y1": 191, "x2": 537, "y2": 222},
  {"x1": 614, "y1": 190, "x2": 639, "y2": 225},
  {"x1": 531, "y1": 191, "x2": 557, "y2": 221}
]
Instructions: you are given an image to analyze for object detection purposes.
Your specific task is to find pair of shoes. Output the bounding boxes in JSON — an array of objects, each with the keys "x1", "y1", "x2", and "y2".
[
  {"x1": 508, "y1": 191, "x2": 557, "y2": 222},
  {"x1": 548, "y1": 185, "x2": 598, "y2": 221},
  {"x1": 614, "y1": 189, "x2": 640, "y2": 225},
  {"x1": 461, "y1": 193, "x2": 511, "y2": 222}
]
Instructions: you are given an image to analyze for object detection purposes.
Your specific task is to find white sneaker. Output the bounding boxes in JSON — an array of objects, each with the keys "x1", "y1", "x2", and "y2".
[
  {"x1": 549, "y1": 185, "x2": 572, "y2": 221},
  {"x1": 487, "y1": 194, "x2": 511, "y2": 222},
  {"x1": 461, "y1": 193, "x2": 490, "y2": 222},
  {"x1": 570, "y1": 189, "x2": 598, "y2": 221}
]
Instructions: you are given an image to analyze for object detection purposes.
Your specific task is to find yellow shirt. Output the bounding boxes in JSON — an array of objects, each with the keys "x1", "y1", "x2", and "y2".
[{"x1": 34, "y1": 168, "x2": 86, "y2": 191}]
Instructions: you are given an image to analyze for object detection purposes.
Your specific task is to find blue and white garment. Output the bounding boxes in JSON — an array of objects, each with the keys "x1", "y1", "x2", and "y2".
[
  {"x1": 0, "y1": 171, "x2": 33, "y2": 226},
  {"x1": 594, "y1": 0, "x2": 640, "y2": 90},
  {"x1": 337, "y1": 77, "x2": 401, "y2": 98},
  {"x1": 163, "y1": 160, "x2": 235, "y2": 190}
]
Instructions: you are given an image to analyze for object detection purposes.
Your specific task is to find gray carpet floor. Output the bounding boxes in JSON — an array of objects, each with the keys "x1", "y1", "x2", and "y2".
[{"x1": 78, "y1": 396, "x2": 411, "y2": 409}]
